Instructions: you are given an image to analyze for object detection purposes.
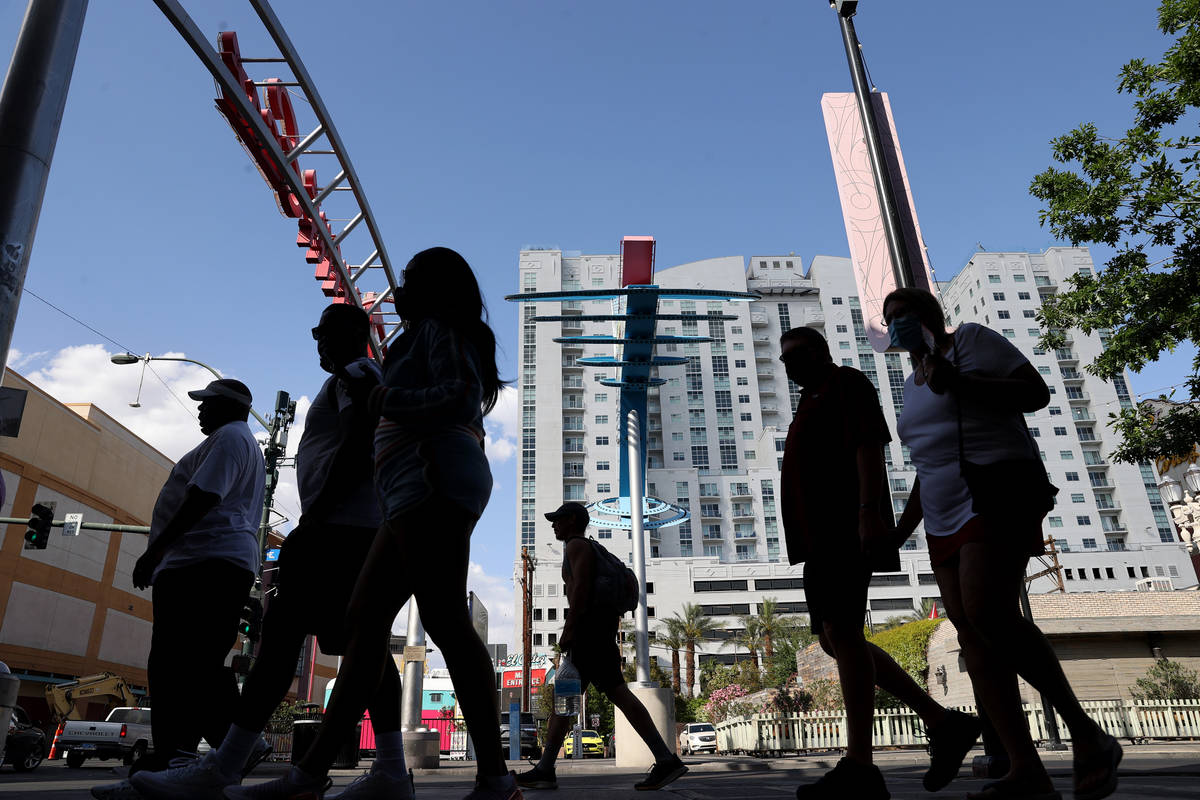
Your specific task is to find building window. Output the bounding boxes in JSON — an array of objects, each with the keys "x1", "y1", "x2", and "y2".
[
  {"x1": 596, "y1": 461, "x2": 610, "y2": 470},
  {"x1": 1054, "y1": 426, "x2": 1068, "y2": 436},
  {"x1": 595, "y1": 436, "x2": 608, "y2": 445},
  {"x1": 1048, "y1": 516, "x2": 1063, "y2": 527},
  {"x1": 597, "y1": 483, "x2": 610, "y2": 493},
  {"x1": 1002, "y1": 328, "x2": 1016, "y2": 338},
  {"x1": 1071, "y1": 493, "x2": 1086, "y2": 503},
  {"x1": 831, "y1": 297, "x2": 843, "y2": 305},
  {"x1": 1065, "y1": 472, "x2": 1079, "y2": 481},
  {"x1": 1082, "y1": 537, "x2": 1096, "y2": 549},
  {"x1": 1077, "y1": 515, "x2": 1091, "y2": 526},
  {"x1": 993, "y1": 292, "x2": 1005, "y2": 301}
]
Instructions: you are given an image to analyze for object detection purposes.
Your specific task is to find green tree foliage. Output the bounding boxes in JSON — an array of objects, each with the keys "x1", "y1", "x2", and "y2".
[
  {"x1": 1130, "y1": 658, "x2": 1200, "y2": 701},
  {"x1": 804, "y1": 677, "x2": 844, "y2": 712},
  {"x1": 675, "y1": 694, "x2": 708, "y2": 724},
  {"x1": 266, "y1": 700, "x2": 300, "y2": 734},
  {"x1": 1030, "y1": 0, "x2": 1200, "y2": 463},
  {"x1": 764, "y1": 616, "x2": 818, "y2": 688},
  {"x1": 672, "y1": 603, "x2": 723, "y2": 699}
]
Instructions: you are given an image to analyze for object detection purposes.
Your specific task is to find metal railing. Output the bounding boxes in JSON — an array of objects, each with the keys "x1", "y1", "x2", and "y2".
[{"x1": 714, "y1": 700, "x2": 1200, "y2": 755}]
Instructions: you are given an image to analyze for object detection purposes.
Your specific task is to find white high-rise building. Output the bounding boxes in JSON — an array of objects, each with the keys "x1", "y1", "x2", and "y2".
[{"x1": 513, "y1": 246, "x2": 1194, "y2": 687}]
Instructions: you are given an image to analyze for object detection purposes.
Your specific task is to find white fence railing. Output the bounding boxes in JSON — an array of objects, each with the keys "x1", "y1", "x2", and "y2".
[{"x1": 715, "y1": 700, "x2": 1200, "y2": 755}]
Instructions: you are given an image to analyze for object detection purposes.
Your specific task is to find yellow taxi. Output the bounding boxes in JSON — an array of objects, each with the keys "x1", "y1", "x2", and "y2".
[{"x1": 563, "y1": 729, "x2": 605, "y2": 758}]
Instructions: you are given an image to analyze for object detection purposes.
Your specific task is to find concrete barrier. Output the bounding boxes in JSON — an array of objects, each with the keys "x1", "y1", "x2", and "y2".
[{"x1": 403, "y1": 730, "x2": 441, "y2": 769}]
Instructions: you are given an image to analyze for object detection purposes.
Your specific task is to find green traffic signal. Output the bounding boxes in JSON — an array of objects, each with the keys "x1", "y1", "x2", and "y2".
[{"x1": 23, "y1": 502, "x2": 54, "y2": 550}]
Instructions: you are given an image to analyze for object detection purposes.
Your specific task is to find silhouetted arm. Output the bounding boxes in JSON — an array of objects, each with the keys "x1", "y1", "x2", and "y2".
[
  {"x1": 133, "y1": 486, "x2": 220, "y2": 589},
  {"x1": 305, "y1": 374, "x2": 379, "y2": 522},
  {"x1": 893, "y1": 478, "x2": 923, "y2": 545},
  {"x1": 370, "y1": 322, "x2": 482, "y2": 424},
  {"x1": 559, "y1": 538, "x2": 594, "y2": 651}
]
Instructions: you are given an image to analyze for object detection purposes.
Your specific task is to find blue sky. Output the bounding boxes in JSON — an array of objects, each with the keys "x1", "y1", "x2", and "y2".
[{"x1": 1, "y1": 1, "x2": 1192, "y2": 648}]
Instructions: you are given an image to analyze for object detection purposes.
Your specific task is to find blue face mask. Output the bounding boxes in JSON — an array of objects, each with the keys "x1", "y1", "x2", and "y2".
[{"x1": 888, "y1": 314, "x2": 926, "y2": 352}]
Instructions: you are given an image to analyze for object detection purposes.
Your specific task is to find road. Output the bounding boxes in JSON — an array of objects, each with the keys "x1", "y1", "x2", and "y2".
[{"x1": 3, "y1": 747, "x2": 1198, "y2": 799}]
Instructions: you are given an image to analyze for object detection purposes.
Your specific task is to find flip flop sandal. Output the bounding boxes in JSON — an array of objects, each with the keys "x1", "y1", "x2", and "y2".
[
  {"x1": 1074, "y1": 733, "x2": 1123, "y2": 800},
  {"x1": 966, "y1": 780, "x2": 1062, "y2": 800}
]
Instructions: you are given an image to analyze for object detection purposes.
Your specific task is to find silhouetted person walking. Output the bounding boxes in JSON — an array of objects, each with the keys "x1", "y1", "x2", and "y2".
[
  {"x1": 885, "y1": 287, "x2": 1121, "y2": 800},
  {"x1": 515, "y1": 503, "x2": 687, "y2": 792},
  {"x1": 93, "y1": 379, "x2": 265, "y2": 800},
  {"x1": 777, "y1": 327, "x2": 981, "y2": 800},
  {"x1": 228, "y1": 248, "x2": 512, "y2": 800},
  {"x1": 132, "y1": 304, "x2": 408, "y2": 800}
]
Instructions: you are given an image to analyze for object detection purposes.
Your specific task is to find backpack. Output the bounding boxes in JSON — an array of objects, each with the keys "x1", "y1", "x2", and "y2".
[{"x1": 586, "y1": 538, "x2": 640, "y2": 616}]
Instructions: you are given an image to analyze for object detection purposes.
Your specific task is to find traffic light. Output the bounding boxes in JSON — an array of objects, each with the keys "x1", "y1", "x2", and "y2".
[
  {"x1": 24, "y1": 502, "x2": 55, "y2": 550},
  {"x1": 239, "y1": 596, "x2": 263, "y2": 642}
]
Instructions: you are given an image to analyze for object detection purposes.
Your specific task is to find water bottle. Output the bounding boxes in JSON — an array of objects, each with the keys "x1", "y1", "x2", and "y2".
[{"x1": 554, "y1": 655, "x2": 581, "y2": 716}]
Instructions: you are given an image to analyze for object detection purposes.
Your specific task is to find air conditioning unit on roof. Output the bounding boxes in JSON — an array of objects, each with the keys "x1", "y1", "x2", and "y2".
[{"x1": 1135, "y1": 577, "x2": 1174, "y2": 592}]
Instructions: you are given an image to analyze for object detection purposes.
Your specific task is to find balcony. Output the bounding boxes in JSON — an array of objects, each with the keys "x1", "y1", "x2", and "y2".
[
  {"x1": 729, "y1": 485, "x2": 752, "y2": 498},
  {"x1": 750, "y1": 312, "x2": 768, "y2": 327},
  {"x1": 733, "y1": 530, "x2": 758, "y2": 540},
  {"x1": 731, "y1": 505, "x2": 755, "y2": 519},
  {"x1": 702, "y1": 529, "x2": 725, "y2": 541},
  {"x1": 561, "y1": 359, "x2": 583, "y2": 371},
  {"x1": 1055, "y1": 350, "x2": 1079, "y2": 364},
  {"x1": 1061, "y1": 371, "x2": 1085, "y2": 384},
  {"x1": 1095, "y1": 500, "x2": 1122, "y2": 512},
  {"x1": 757, "y1": 371, "x2": 775, "y2": 381},
  {"x1": 759, "y1": 385, "x2": 777, "y2": 396},
  {"x1": 1101, "y1": 523, "x2": 1128, "y2": 535},
  {"x1": 562, "y1": 472, "x2": 586, "y2": 482},
  {"x1": 562, "y1": 401, "x2": 584, "y2": 410},
  {"x1": 1077, "y1": 428, "x2": 1101, "y2": 442},
  {"x1": 761, "y1": 404, "x2": 780, "y2": 415},
  {"x1": 755, "y1": 351, "x2": 773, "y2": 362},
  {"x1": 1084, "y1": 459, "x2": 1108, "y2": 470},
  {"x1": 753, "y1": 334, "x2": 772, "y2": 345},
  {"x1": 1066, "y1": 392, "x2": 1090, "y2": 404},
  {"x1": 562, "y1": 378, "x2": 583, "y2": 390},
  {"x1": 1072, "y1": 413, "x2": 1097, "y2": 424},
  {"x1": 802, "y1": 311, "x2": 826, "y2": 327}
]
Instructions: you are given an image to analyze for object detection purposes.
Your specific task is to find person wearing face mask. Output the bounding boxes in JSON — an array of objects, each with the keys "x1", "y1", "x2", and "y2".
[
  {"x1": 778, "y1": 327, "x2": 980, "y2": 800},
  {"x1": 885, "y1": 287, "x2": 1121, "y2": 800}
]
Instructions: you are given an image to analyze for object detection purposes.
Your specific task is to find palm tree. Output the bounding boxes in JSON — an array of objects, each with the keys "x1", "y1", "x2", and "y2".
[
  {"x1": 657, "y1": 619, "x2": 686, "y2": 695},
  {"x1": 673, "y1": 603, "x2": 723, "y2": 699},
  {"x1": 755, "y1": 597, "x2": 789, "y2": 664},
  {"x1": 734, "y1": 615, "x2": 764, "y2": 673}
]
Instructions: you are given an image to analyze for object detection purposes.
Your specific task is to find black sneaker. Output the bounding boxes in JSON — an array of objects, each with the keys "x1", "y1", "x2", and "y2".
[
  {"x1": 514, "y1": 763, "x2": 558, "y2": 790},
  {"x1": 923, "y1": 710, "x2": 983, "y2": 792},
  {"x1": 634, "y1": 755, "x2": 688, "y2": 791},
  {"x1": 795, "y1": 757, "x2": 889, "y2": 800}
]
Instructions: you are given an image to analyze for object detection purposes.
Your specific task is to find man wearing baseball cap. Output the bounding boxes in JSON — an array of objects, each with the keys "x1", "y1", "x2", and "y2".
[
  {"x1": 516, "y1": 502, "x2": 687, "y2": 792},
  {"x1": 94, "y1": 378, "x2": 265, "y2": 799}
]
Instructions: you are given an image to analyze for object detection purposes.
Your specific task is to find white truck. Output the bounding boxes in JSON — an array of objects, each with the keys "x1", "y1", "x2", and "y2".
[{"x1": 54, "y1": 707, "x2": 153, "y2": 768}]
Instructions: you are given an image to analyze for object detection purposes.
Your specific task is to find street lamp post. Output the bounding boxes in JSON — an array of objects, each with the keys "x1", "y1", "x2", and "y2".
[
  {"x1": 110, "y1": 352, "x2": 269, "y2": 428},
  {"x1": 1159, "y1": 464, "x2": 1200, "y2": 583}
]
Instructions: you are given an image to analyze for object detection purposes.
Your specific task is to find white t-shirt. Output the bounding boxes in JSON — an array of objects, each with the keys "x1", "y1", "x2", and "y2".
[
  {"x1": 895, "y1": 323, "x2": 1035, "y2": 537},
  {"x1": 148, "y1": 420, "x2": 266, "y2": 581},
  {"x1": 295, "y1": 357, "x2": 383, "y2": 528}
]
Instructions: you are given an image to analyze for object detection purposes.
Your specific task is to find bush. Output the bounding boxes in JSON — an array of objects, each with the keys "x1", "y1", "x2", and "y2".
[
  {"x1": 676, "y1": 694, "x2": 707, "y2": 724},
  {"x1": 868, "y1": 618, "x2": 942, "y2": 688},
  {"x1": 804, "y1": 678, "x2": 844, "y2": 712},
  {"x1": 1131, "y1": 658, "x2": 1200, "y2": 701},
  {"x1": 266, "y1": 701, "x2": 300, "y2": 734},
  {"x1": 703, "y1": 684, "x2": 756, "y2": 723}
]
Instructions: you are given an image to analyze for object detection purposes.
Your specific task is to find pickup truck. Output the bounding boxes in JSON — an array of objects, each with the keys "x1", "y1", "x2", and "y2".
[{"x1": 55, "y1": 707, "x2": 153, "y2": 768}]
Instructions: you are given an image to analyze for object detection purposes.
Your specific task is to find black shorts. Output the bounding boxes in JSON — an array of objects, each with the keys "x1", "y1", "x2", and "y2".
[
  {"x1": 272, "y1": 519, "x2": 378, "y2": 654},
  {"x1": 803, "y1": 556, "x2": 873, "y2": 636},
  {"x1": 567, "y1": 610, "x2": 623, "y2": 693}
]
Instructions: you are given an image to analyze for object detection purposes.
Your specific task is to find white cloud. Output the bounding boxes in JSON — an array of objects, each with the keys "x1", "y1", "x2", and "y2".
[
  {"x1": 483, "y1": 385, "x2": 519, "y2": 467},
  {"x1": 7, "y1": 348, "x2": 49, "y2": 372},
  {"x1": 18, "y1": 343, "x2": 310, "y2": 530}
]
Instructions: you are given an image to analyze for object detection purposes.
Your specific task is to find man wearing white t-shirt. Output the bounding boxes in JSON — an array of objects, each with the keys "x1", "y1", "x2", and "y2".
[{"x1": 121, "y1": 379, "x2": 264, "y2": 784}]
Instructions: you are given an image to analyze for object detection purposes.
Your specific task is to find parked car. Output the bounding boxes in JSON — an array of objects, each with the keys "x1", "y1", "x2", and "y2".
[
  {"x1": 563, "y1": 729, "x2": 604, "y2": 758},
  {"x1": 678, "y1": 722, "x2": 717, "y2": 755},
  {"x1": 54, "y1": 706, "x2": 152, "y2": 767},
  {"x1": 4, "y1": 705, "x2": 47, "y2": 772},
  {"x1": 499, "y1": 711, "x2": 541, "y2": 759}
]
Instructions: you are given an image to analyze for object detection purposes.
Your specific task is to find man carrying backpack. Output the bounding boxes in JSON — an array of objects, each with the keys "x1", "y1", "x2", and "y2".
[{"x1": 515, "y1": 502, "x2": 687, "y2": 792}]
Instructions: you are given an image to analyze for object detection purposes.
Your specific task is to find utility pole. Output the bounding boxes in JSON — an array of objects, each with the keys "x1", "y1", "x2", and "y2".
[
  {"x1": 520, "y1": 546, "x2": 536, "y2": 712},
  {"x1": 0, "y1": 0, "x2": 89, "y2": 372}
]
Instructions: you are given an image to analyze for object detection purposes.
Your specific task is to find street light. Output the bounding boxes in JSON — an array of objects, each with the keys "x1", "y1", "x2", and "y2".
[
  {"x1": 1159, "y1": 465, "x2": 1200, "y2": 554},
  {"x1": 111, "y1": 352, "x2": 269, "y2": 429}
]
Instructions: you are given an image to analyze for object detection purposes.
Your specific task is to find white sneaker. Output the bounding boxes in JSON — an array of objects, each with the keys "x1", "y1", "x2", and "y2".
[
  {"x1": 224, "y1": 771, "x2": 332, "y2": 800},
  {"x1": 130, "y1": 752, "x2": 239, "y2": 800},
  {"x1": 329, "y1": 769, "x2": 415, "y2": 799},
  {"x1": 91, "y1": 779, "x2": 145, "y2": 800}
]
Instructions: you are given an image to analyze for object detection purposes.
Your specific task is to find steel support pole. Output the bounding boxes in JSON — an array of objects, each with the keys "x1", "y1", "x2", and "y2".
[
  {"x1": 400, "y1": 601, "x2": 426, "y2": 731},
  {"x1": 1019, "y1": 585, "x2": 1066, "y2": 750},
  {"x1": 626, "y1": 410, "x2": 652, "y2": 686},
  {"x1": 0, "y1": 0, "x2": 88, "y2": 372},
  {"x1": 835, "y1": 6, "x2": 916, "y2": 290}
]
